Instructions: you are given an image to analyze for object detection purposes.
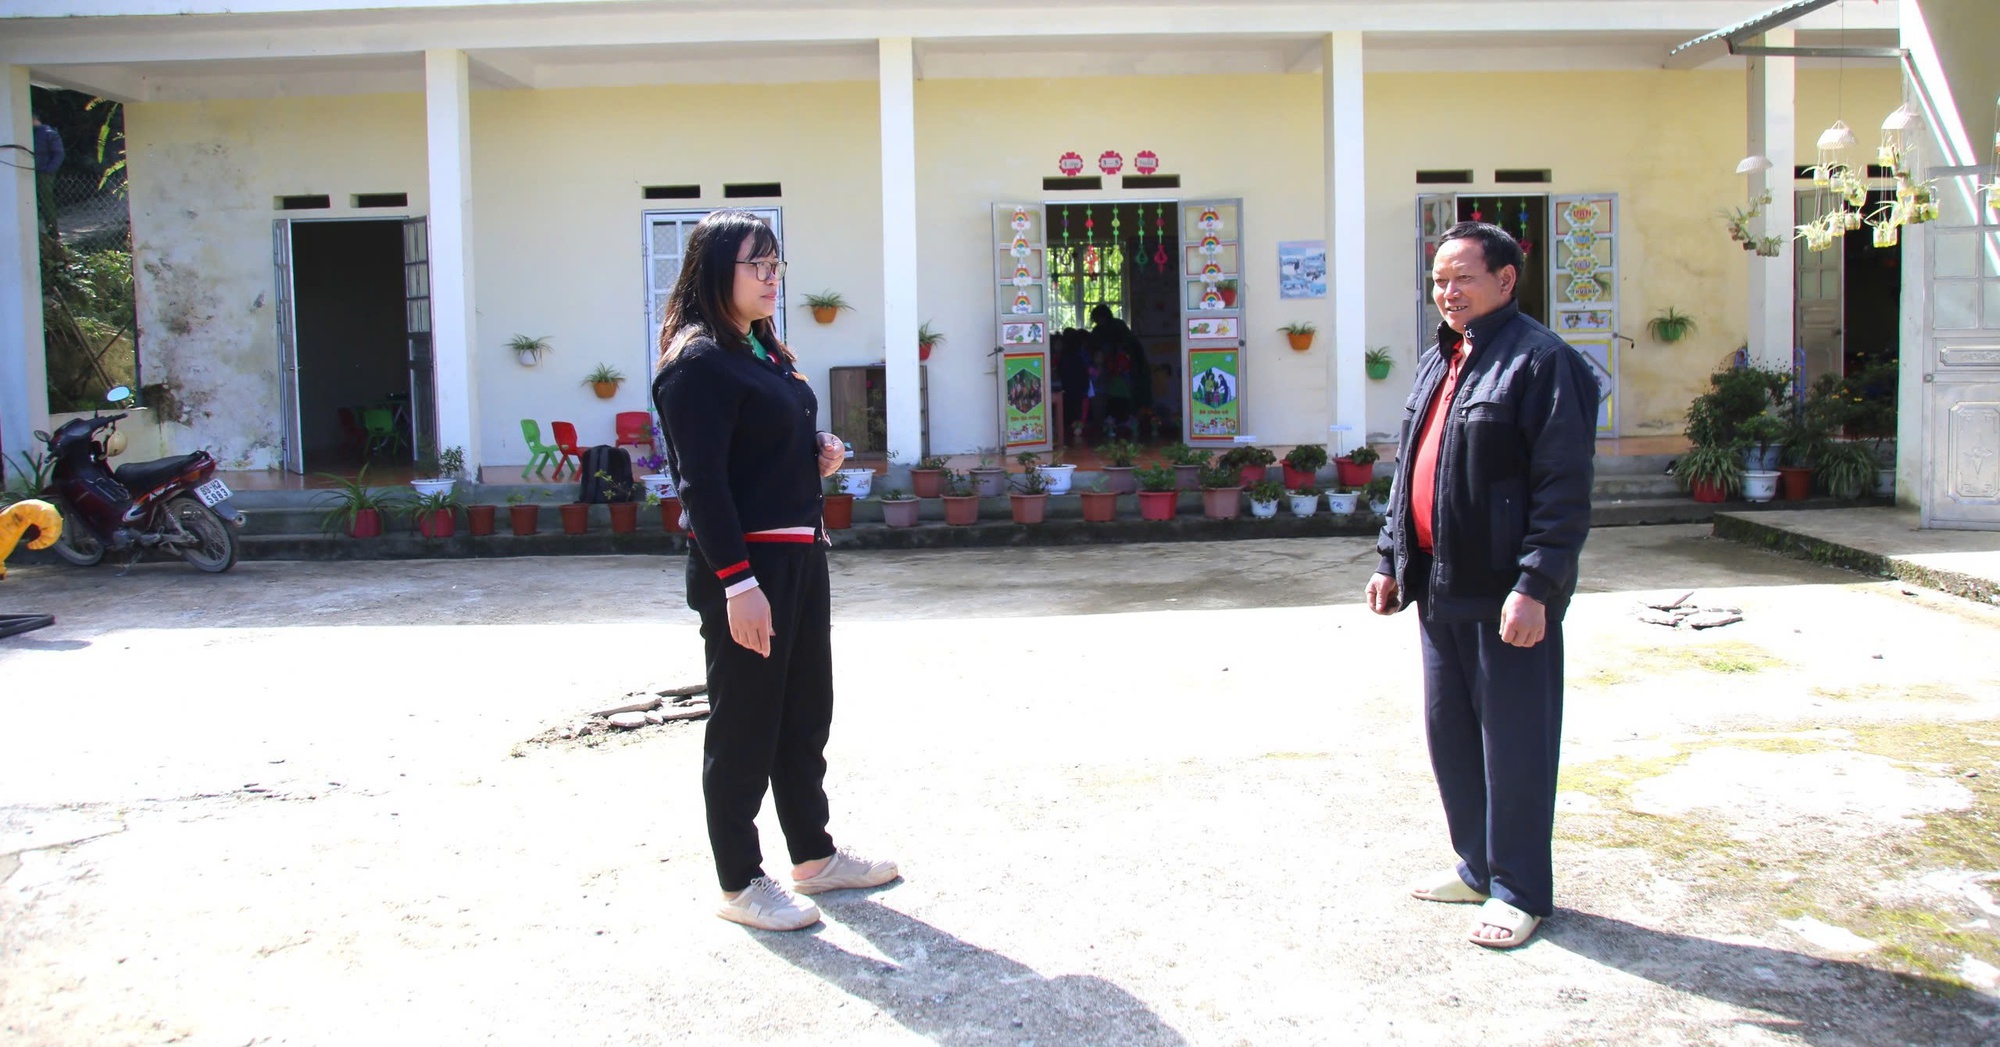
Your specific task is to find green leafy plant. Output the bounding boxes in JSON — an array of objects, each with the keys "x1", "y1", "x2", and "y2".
[
  {"x1": 941, "y1": 470, "x2": 976, "y2": 497},
  {"x1": 8, "y1": 449, "x2": 53, "y2": 495},
  {"x1": 1672, "y1": 443, "x2": 1747, "y2": 496},
  {"x1": 504, "y1": 490, "x2": 535, "y2": 506},
  {"x1": 1363, "y1": 476, "x2": 1394, "y2": 504},
  {"x1": 593, "y1": 468, "x2": 641, "y2": 502},
  {"x1": 976, "y1": 447, "x2": 998, "y2": 469},
  {"x1": 1282, "y1": 443, "x2": 1328, "y2": 472},
  {"x1": 313, "y1": 467, "x2": 406, "y2": 534},
  {"x1": 879, "y1": 488, "x2": 914, "y2": 502},
  {"x1": 1095, "y1": 440, "x2": 1141, "y2": 467},
  {"x1": 584, "y1": 363, "x2": 626, "y2": 386},
  {"x1": 436, "y1": 445, "x2": 466, "y2": 479},
  {"x1": 507, "y1": 334, "x2": 553, "y2": 362},
  {"x1": 804, "y1": 290, "x2": 851, "y2": 311},
  {"x1": 914, "y1": 454, "x2": 951, "y2": 471},
  {"x1": 1016, "y1": 466, "x2": 1050, "y2": 495},
  {"x1": 1086, "y1": 477, "x2": 1111, "y2": 493},
  {"x1": 825, "y1": 473, "x2": 855, "y2": 496},
  {"x1": 1163, "y1": 442, "x2": 1211, "y2": 467},
  {"x1": 408, "y1": 489, "x2": 463, "y2": 518},
  {"x1": 918, "y1": 321, "x2": 945, "y2": 351},
  {"x1": 1198, "y1": 463, "x2": 1242, "y2": 489},
  {"x1": 1343, "y1": 445, "x2": 1380, "y2": 466},
  {"x1": 1248, "y1": 478, "x2": 1287, "y2": 502},
  {"x1": 1279, "y1": 321, "x2": 1317, "y2": 335},
  {"x1": 1134, "y1": 465, "x2": 1179, "y2": 492},
  {"x1": 1290, "y1": 484, "x2": 1320, "y2": 497},
  {"x1": 1738, "y1": 412, "x2": 1786, "y2": 465},
  {"x1": 1646, "y1": 308, "x2": 1698, "y2": 344},
  {"x1": 1014, "y1": 450, "x2": 1041, "y2": 469},
  {"x1": 1364, "y1": 347, "x2": 1394, "y2": 368},
  {"x1": 1220, "y1": 446, "x2": 1276, "y2": 469},
  {"x1": 1816, "y1": 441, "x2": 1876, "y2": 499}
]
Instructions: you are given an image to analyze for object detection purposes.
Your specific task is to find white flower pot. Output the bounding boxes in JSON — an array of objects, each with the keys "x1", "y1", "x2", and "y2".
[
  {"x1": 1288, "y1": 493, "x2": 1319, "y2": 517},
  {"x1": 1742, "y1": 470, "x2": 1780, "y2": 503},
  {"x1": 1041, "y1": 464, "x2": 1077, "y2": 495},
  {"x1": 515, "y1": 350, "x2": 541, "y2": 368},
  {"x1": 1249, "y1": 498, "x2": 1279, "y2": 519},
  {"x1": 1369, "y1": 500, "x2": 1390, "y2": 516},
  {"x1": 640, "y1": 473, "x2": 674, "y2": 498},
  {"x1": 1326, "y1": 491, "x2": 1360, "y2": 515},
  {"x1": 1874, "y1": 467, "x2": 1896, "y2": 497},
  {"x1": 835, "y1": 468, "x2": 874, "y2": 498},
  {"x1": 410, "y1": 478, "x2": 455, "y2": 498}
]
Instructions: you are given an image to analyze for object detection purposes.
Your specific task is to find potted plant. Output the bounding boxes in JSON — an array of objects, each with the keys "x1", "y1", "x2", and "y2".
[
  {"x1": 409, "y1": 489, "x2": 461, "y2": 539},
  {"x1": 1646, "y1": 308, "x2": 1698, "y2": 344},
  {"x1": 1288, "y1": 484, "x2": 1320, "y2": 517},
  {"x1": 835, "y1": 465, "x2": 875, "y2": 499},
  {"x1": 466, "y1": 498, "x2": 498, "y2": 536},
  {"x1": 1009, "y1": 462, "x2": 1050, "y2": 524},
  {"x1": 592, "y1": 470, "x2": 641, "y2": 534},
  {"x1": 970, "y1": 447, "x2": 1007, "y2": 497},
  {"x1": 508, "y1": 334, "x2": 552, "y2": 368},
  {"x1": 940, "y1": 470, "x2": 980, "y2": 526},
  {"x1": 585, "y1": 363, "x2": 626, "y2": 400},
  {"x1": 1198, "y1": 462, "x2": 1243, "y2": 520},
  {"x1": 1220, "y1": 445, "x2": 1276, "y2": 485},
  {"x1": 1363, "y1": 476, "x2": 1394, "y2": 515},
  {"x1": 1848, "y1": 359, "x2": 1899, "y2": 496},
  {"x1": 1247, "y1": 478, "x2": 1286, "y2": 519},
  {"x1": 411, "y1": 443, "x2": 465, "y2": 497},
  {"x1": 1135, "y1": 464, "x2": 1180, "y2": 521},
  {"x1": 917, "y1": 321, "x2": 944, "y2": 362},
  {"x1": 315, "y1": 468, "x2": 402, "y2": 538},
  {"x1": 648, "y1": 487, "x2": 685, "y2": 533},
  {"x1": 804, "y1": 291, "x2": 850, "y2": 325},
  {"x1": 1335, "y1": 444, "x2": 1379, "y2": 488},
  {"x1": 1326, "y1": 486, "x2": 1361, "y2": 515},
  {"x1": 1079, "y1": 476, "x2": 1118, "y2": 523},
  {"x1": 1038, "y1": 446, "x2": 1077, "y2": 495},
  {"x1": 1673, "y1": 443, "x2": 1745, "y2": 503},
  {"x1": 879, "y1": 488, "x2": 920, "y2": 528},
  {"x1": 1096, "y1": 440, "x2": 1142, "y2": 494},
  {"x1": 1280, "y1": 321, "x2": 1316, "y2": 352},
  {"x1": 504, "y1": 490, "x2": 541, "y2": 536},
  {"x1": 909, "y1": 454, "x2": 951, "y2": 498},
  {"x1": 1816, "y1": 440, "x2": 1876, "y2": 500},
  {"x1": 559, "y1": 499, "x2": 591, "y2": 535},
  {"x1": 1738, "y1": 412, "x2": 1786, "y2": 502},
  {"x1": 823, "y1": 472, "x2": 856, "y2": 530},
  {"x1": 1163, "y1": 442, "x2": 1211, "y2": 490},
  {"x1": 1778, "y1": 377, "x2": 1837, "y2": 501},
  {"x1": 1365, "y1": 347, "x2": 1395, "y2": 381},
  {"x1": 1281, "y1": 443, "x2": 1327, "y2": 490}
]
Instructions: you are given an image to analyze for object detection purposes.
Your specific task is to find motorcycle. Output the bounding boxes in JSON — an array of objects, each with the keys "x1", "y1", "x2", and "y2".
[{"x1": 35, "y1": 386, "x2": 246, "y2": 573}]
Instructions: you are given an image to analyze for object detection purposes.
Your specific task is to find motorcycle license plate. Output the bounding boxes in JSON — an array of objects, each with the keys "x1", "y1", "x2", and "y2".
[{"x1": 194, "y1": 478, "x2": 233, "y2": 507}]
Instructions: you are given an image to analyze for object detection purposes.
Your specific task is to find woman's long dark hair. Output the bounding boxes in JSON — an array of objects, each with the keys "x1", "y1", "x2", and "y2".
[{"x1": 656, "y1": 209, "x2": 792, "y2": 369}]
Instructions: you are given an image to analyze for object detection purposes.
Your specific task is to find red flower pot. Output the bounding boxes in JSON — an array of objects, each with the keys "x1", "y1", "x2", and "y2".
[
  {"x1": 1281, "y1": 464, "x2": 1316, "y2": 491},
  {"x1": 508, "y1": 504, "x2": 539, "y2": 536},
  {"x1": 608, "y1": 502, "x2": 639, "y2": 534},
  {"x1": 659, "y1": 497, "x2": 683, "y2": 533},
  {"x1": 466, "y1": 504, "x2": 497, "y2": 536},
  {"x1": 909, "y1": 469, "x2": 945, "y2": 499},
  {"x1": 417, "y1": 508, "x2": 456, "y2": 538},
  {"x1": 1335, "y1": 458, "x2": 1375, "y2": 488},
  {"x1": 1080, "y1": 490, "x2": 1118, "y2": 523},
  {"x1": 1690, "y1": 479, "x2": 1727, "y2": 504},
  {"x1": 1235, "y1": 464, "x2": 1265, "y2": 485},
  {"x1": 1010, "y1": 493, "x2": 1048, "y2": 524},
  {"x1": 1138, "y1": 490, "x2": 1178, "y2": 521},
  {"x1": 823, "y1": 493, "x2": 854, "y2": 530},
  {"x1": 559, "y1": 503, "x2": 590, "y2": 535},
  {"x1": 942, "y1": 495, "x2": 980, "y2": 525},
  {"x1": 1202, "y1": 487, "x2": 1243, "y2": 520},
  {"x1": 1779, "y1": 466, "x2": 1813, "y2": 501},
  {"x1": 348, "y1": 508, "x2": 383, "y2": 538},
  {"x1": 1220, "y1": 287, "x2": 1238, "y2": 308}
]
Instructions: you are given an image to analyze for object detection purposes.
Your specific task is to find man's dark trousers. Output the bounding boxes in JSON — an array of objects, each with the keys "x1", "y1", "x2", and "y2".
[{"x1": 1418, "y1": 610, "x2": 1564, "y2": 918}]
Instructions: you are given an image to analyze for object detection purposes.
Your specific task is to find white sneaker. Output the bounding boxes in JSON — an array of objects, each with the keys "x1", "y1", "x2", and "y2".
[
  {"x1": 717, "y1": 876, "x2": 821, "y2": 931},
  {"x1": 792, "y1": 847, "x2": 900, "y2": 895}
]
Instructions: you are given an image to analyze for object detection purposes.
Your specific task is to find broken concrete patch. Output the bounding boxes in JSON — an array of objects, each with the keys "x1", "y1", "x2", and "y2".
[{"x1": 1629, "y1": 748, "x2": 1976, "y2": 832}]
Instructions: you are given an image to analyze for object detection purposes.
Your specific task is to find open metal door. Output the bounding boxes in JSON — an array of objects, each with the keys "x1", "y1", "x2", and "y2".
[
  {"x1": 1180, "y1": 198, "x2": 1245, "y2": 447},
  {"x1": 402, "y1": 217, "x2": 436, "y2": 460},
  {"x1": 272, "y1": 220, "x2": 304, "y2": 473},
  {"x1": 1796, "y1": 190, "x2": 1846, "y2": 392},
  {"x1": 1921, "y1": 174, "x2": 2000, "y2": 529},
  {"x1": 1550, "y1": 194, "x2": 1620, "y2": 436},
  {"x1": 992, "y1": 203, "x2": 1053, "y2": 454}
]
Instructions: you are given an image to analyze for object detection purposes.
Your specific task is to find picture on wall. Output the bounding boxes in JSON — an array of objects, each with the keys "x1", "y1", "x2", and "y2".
[
  {"x1": 1278, "y1": 240, "x2": 1326, "y2": 299},
  {"x1": 1185, "y1": 317, "x2": 1239, "y2": 341},
  {"x1": 1187, "y1": 349, "x2": 1241, "y2": 440},
  {"x1": 1002, "y1": 352, "x2": 1049, "y2": 448},
  {"x1": 1001, "y1": 321, "x2": 1046, "y2": 346}
]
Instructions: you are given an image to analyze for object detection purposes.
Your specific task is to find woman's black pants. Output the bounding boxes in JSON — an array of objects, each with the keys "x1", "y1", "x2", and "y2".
[{"x1": 686, "y1": 540, "x2": 837, "y2": 892}]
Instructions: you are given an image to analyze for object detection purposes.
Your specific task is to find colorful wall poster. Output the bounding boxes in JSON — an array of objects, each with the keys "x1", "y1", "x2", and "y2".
[
  {"x1": 1187, "y1": 348, "x2": 1241, "y2": 441},
  {"x1": 1278, "y1": 240, "x2": 1326, "y2": 299},
  {"x1": 1001, "y1": 321, "x2": 1045, "y2": 346},
  {"x1": 1185, "y1": 316, "x2": 1239, "y2": 341},
  {"x1": 1002, "y1": 351, "x2": 1049, "y2": 448}
]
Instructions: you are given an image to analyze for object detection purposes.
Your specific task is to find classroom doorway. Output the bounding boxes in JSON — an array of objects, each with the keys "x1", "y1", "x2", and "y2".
[{"x1": 1041, "y1": 200, "x2": 1184, "y2": 447}]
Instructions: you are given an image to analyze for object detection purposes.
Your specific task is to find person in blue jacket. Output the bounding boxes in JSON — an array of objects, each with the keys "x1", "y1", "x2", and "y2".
[{"x1": 32, "y1": 113, "x2": 64, "y2": 238}]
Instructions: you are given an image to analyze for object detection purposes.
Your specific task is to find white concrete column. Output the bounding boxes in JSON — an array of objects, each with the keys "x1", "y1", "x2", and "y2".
[
  {"x1": 1323, "y1": 32, "x2": 1367, "y2": 455},
  {"x1": 1746, "y1": 28, "x2": 1795, "y2": 371},
  {"x1": 0, "y1": 66, "x2": 48, "y2": 479},
  {"x1": 424, "y1": 49, "x2": 481, "y2": 467},
  {"x1": 878, "y1": 37, "x2": 922, "y2": 462}
]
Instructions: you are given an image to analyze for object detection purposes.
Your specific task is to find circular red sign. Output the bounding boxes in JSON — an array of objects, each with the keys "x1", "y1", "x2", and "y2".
[
  {"x1": 1135, "y1": 150, "x2": 1160, "y2": 174},
  {"x1": 1098, "y1": 150, "x2": 1124, "y2": 175},
  {"x1": 1058, "y1": 151, "x2": 1085, "y2": 176}
]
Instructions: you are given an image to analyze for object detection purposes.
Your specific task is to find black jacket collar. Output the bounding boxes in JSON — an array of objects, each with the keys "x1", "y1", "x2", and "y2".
[{"x1": 1435, "y1": 299, "x2": 1521, "y2": 358}]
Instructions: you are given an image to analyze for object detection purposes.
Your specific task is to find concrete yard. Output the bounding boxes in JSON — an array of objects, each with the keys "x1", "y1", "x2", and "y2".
[{"x1": 2, "y1": 526, "x2": 1997, "y2": 1046}]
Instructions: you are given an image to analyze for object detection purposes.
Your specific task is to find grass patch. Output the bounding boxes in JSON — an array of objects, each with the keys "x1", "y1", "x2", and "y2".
[
  {"x1": 1810, "y1": 682, "x2": 1982, "y2": 705},
  {"x1": 1572, "y1": 640, "x2": 1787, "y2": 689}
]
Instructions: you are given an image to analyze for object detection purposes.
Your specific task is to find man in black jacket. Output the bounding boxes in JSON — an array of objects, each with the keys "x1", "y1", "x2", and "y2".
[{"x1": 1366, "y1": 221, "x2": 1597, "y2": 950}]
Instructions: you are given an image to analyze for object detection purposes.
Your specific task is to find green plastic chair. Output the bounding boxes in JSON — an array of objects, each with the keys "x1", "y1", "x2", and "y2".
[
  {"x1": 361, "y1": 407, "x2": 405, "y2": 459},
  {"x1": 519, "y1": 419, "x2": 559, "y2": 480}
]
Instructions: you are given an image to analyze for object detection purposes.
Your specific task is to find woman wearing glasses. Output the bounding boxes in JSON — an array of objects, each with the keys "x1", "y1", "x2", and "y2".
[{"x1": 652, "y1": 209, "x2": 899, "y2": 931}]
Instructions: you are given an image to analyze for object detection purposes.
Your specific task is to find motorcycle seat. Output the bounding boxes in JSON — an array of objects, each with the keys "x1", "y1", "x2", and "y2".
[{"x1": 113, "y1": 454, "x2": 207, "y2": 495}]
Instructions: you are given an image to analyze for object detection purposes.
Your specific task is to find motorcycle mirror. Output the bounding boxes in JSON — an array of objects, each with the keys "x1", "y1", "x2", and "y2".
[
  {"x1": 33, "y1": 429, "x2": 49, "y2": 444},
  {"x1": 105, "y1": 385, "x2": 131, "y2": 403}
]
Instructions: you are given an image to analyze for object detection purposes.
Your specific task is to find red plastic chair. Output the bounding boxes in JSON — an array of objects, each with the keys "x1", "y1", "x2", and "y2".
[
  {"x1": 335, "y1": 407, "x2": 367, "y2": 460},
  {"x1": 615, "y1": 411, "x2": 652, "y2": 447},
  {"x1": 550, "y1": 421, "x2": 586, "y2": 480}
]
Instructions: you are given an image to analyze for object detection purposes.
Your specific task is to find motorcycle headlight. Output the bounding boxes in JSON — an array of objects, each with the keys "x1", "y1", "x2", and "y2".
[{"x1": 105, "y1": 430, "x2": 128, "y2": 456}]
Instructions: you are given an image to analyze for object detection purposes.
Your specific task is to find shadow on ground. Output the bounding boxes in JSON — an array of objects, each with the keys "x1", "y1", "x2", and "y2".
[
  {"x1": 757, "y1": 896, "x2": 1188, "y2": 1046},
  {"x1": 1547, "y1": 912, "x2": 2000, "y2": 1044}
]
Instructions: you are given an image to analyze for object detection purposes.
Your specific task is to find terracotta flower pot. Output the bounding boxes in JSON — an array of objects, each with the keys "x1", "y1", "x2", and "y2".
[
  {"x1": 1202, "y1": 487, "x2": 1243, "y2": 519},
  {"x1": 592, "y1": 381, "x2": 619, "y2": 400},
  {"x1": 508, "y1": 505, "x2": 539, "y2": 536},
  {"x1": 466, "y1": 504, "x2": 497, "y2": 536},
  {"x1": 1174, "y1": 464, "x2": 1202, "y2": 490},
  {"x1": 608, "y1": 501, "x2": 639, "y2": 534},
  {"x1": 1138, "y1": 490, "x2": 1178, "y2": 521},
  {"x1": 941, "y1": 494, "x2": 980, "y2": 525},
  {"x1": 823, "y1": 493, "x2": 854, "y2": 530},
  {"x1": 1690, "y1": 479, "x2": 1727, "y2": 504},
  {"x1": 1335, "y1": 458, "x2": 1375, "y2": 488},
  {"x1": 1102, "y1": 465, "x2": 1138, "y2": 495},
  {"x1": 659, "y1": 498, "x2": 683, "y2": 532},
  {"x1": 811, "y1": 305, "x2": 838, "y2": 324},
  {"x1": 559, "y1": 503, "x2": 590, "y2": 535},
  {"x1": 882, "y1": 499, "x2": 920, "y2": 527},
  {"x1": 348, "y1": 508, "x2": 383, "y2": 538},
  {"x1": 1281, "y1": 464, "x2": 1316, "y2": 491},
  {"x1": 1080, "y1": 490, "x2": 1118, "y2": 522},
  {"x1": 909, "y1": 469, "x2": 945, "y2": 499},
  {"x1": 417, "y1": 508, "x2": 456, "y2": 538},
  {"x1": 1286, "y1": 332, "x2": 1313, "y2": 352},
  {"x1": 1010, "y1": 493, "x2": 1048, "y2": 524},
  {"x1": 1779, "y1": 466, "x2": 1813, "y2": 501}
]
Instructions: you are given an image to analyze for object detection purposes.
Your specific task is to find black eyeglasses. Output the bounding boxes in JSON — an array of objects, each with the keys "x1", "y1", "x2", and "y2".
[{"x1": 735, "y1": 260, "x2": 787, "y2": 281}]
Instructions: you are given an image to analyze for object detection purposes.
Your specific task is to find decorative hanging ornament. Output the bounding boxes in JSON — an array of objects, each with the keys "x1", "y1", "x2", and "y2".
[
  {"x1": 1469, "y1": 200, "x2": 1483, "y2": 223},
  {"x1": 1197, "y1": 208, "x2": 1222, "y2": 232},
  {"x1": 1153, "y1": 203, "x2": 1169, "y2": 273},
  {"x1": 1098, "y1": 150, "x2": 1123, "y2": 176},
  {"x1": 1058, "y1": 151, "x2": 1085, "y2": 177},
  {"x1": 1517, "y1": 205, "x2": 1534, "y2": 259}
]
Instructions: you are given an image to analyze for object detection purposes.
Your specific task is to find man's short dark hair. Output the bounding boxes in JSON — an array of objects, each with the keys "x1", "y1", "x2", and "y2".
[{"x1": 1440, "y1": 221, "x2": 1526, "y2": 286}]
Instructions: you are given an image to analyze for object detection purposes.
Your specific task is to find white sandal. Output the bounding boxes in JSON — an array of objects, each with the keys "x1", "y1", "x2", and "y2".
[
  {"x1": 1409, "y1": 869, "x2": 1488, "y2": 904},
  {"x1": 1467, "y1": 898, "x2": 1541, "y2": 949}
]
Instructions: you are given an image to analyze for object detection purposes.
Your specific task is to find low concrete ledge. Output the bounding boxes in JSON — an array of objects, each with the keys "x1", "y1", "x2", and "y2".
[{"x1": 1713, "y1": 509, "x2": 2000, "y2": 605}]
